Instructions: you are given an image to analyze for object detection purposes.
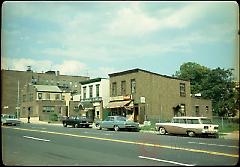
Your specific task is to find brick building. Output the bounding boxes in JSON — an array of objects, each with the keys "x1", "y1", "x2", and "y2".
[{"x1": 1, "y1": 69, "x2": 89, "y2": 117}]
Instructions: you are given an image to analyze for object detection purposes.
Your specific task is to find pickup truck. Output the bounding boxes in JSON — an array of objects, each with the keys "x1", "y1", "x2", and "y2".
[{"x1": 62, "y1": 116, "x2": 92, "y2": 128}]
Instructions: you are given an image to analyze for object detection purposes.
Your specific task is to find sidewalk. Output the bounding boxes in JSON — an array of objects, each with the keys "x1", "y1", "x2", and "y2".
[
  {"x1": 20, "y1": 117, "x2": 62, "y2": 126},
  {"x1": 220, "y1": 131, "x2": 239, "y2": 140}
]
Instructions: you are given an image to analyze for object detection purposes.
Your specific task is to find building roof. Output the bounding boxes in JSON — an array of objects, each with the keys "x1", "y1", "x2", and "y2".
[
  {"x1": 79, "y1": 77, "x2": 107, "y2": 85},
  {"x1": 108, "y1": 68, "x2": 189, "y2": 82},
  {"x1": 34, "y1": 85, "x2": 62, "y2": 92}
]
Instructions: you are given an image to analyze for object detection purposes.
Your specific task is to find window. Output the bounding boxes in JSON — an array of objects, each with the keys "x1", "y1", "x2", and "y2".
[
  {"x1": 121, "y1": 81, "x2": 126, "y2": 95},
  {"x1": 43, "y1": 106, "x2": 54, "y2": 112},
  {"x1": 89, "y1": 85, "x2": 93, "y2": 98},
  {"x1": 186, "y1": 119, "x2": 200, "y2": 124},
  {"x1": 179, "y1": 119, "x2": 186, "y2": 124},
  {"x1": 83, "y1": 86, "x2": 86, "y2": 99},
  {"x1": 180, "y1": 104, "x2": 186, "y2": 116},
  {"x1": 38, "y1": 93, "x2": 42, "y2": 100},
  {"x1": 96, "y1": 84, "x2": 100, "y2": 97},
  {"x1": 195, "y1": 106, "x2": 200, "y2": 116},
  {"x1": 112, "y1": 82, "x2": 117, "y2": 96},
  {"x1": 29, "y1": 93, "x2": 33, "y2": 101},
  {"x1": 206, "y1": 106, "x2": 209, "y2": 113},
  {"x1": 200, "y1": 118, "x2": 212, "y2": 124},
  {"x1": 180, "y1": 83, "x2": 186, "y2": 97},
  {"x1": 23, "y1": 95, "x2": 26, "y2": 102},
  {"x1": 55, "y1": 94, "x2": 60, "y2": 100},
  {"x1": 46, "y1": 93, "x2": 50, "y2": 100},
  {"x1": 131, "y1": 79, "x2": 136, "y2": 94}
]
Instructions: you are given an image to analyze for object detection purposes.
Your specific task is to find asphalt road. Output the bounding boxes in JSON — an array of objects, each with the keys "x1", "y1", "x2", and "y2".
[{"x1": 2, "y1": 123, "x2": 239, "y2": 166}]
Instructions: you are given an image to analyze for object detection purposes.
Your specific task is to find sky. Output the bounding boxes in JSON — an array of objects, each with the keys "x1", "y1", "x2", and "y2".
[{"x1": 1, "y1": 1, "x2": 239, "y2": 80}]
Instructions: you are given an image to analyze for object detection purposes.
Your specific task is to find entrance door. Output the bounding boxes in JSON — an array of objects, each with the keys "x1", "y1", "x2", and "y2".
[{"x1": 134, "y1": 105, "x2": 139, "y2": 122}]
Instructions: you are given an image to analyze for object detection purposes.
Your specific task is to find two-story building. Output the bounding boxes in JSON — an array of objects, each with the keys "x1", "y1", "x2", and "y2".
[
  {"x1": 79, "y1": 78, "x2": 109, "y2": 121},
  {"x1": 108, "y1": 68, "x2": 212, "y2": 123},
  {"x1": 21, "y1": 84, "x2": 68, "y2": 120}
]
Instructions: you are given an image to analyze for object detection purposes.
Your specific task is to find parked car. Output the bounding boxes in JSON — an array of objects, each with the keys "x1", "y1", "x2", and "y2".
[
  {"x1": 155, "y1": 116, "x2": 219, "y2": 138},
  {"x1": 62, "y1": 116, "x2": 92, "y2": 128},
  {"x1": 1, "y1": 114, "x2": 21, "y2": 126},
  {"x1": 96, "y1": 116, "x2": 140, "y2": 132}
]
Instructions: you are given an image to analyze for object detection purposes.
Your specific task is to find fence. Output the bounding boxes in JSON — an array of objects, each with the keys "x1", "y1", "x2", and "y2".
[{"x1": 212, "y1": 116, "x2": 239, "y2": 132}]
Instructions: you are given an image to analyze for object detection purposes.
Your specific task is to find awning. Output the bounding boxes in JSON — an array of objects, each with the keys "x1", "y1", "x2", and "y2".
[
  {"x1": 107, "y1": 100, "x2": 131, "y2": 109},
  {"x1": 79, "y1": 101, "x2": 94, "y2": 110}
]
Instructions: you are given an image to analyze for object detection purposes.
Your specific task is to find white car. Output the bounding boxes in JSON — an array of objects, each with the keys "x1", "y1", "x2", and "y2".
[
  {"x1": 1, "y1": 114, "x2": 21, "y2": 126},
  {"x1": 155, "y1": 116, "x2": 219, "y2": 138}
]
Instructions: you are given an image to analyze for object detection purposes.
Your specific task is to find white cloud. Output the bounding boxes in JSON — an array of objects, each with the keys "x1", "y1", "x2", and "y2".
[
  {"x1": 1, "y1": 57, "x2": 52, "y2": 72},
  {"x1": 106, "y1": 2, "x2": 208, "y2": 37},
  {"x1": 53, "y1": 60, "x2": 86, "y2": 76},
  {"x1": 1, "y1": 57, "x2": 88, "y2": 76}
]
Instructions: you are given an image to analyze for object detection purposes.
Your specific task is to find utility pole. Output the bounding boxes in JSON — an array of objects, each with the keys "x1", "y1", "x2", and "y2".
[{"x1": 16, "y1": 80, "x2": 20, "y2": 119}]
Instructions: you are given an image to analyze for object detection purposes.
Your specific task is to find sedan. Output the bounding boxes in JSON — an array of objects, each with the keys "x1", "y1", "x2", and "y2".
[
  {"x1": 1, "y1": 114, "x2": 21, "y2": 126},
  {"x1": 96, "y1": 116, "x2": 140, "y2": 132}
]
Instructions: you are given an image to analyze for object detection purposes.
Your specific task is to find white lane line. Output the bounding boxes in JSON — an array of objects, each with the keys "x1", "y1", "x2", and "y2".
[
  {"x1": 83, "y1": 131, "x2": 112, "y2": 136},
  {"x1": 23, "y1": 136, "x2": 50, "y2": 142},
  {"x1": 31, "y1": 127, "x2": 46, "y2": 130},
  {"x1": 188, "y1": 142, "x2": 238, "y2": 148},
  {"x1": 138, "y1": 156, "x2": 195, "y2": 166}
]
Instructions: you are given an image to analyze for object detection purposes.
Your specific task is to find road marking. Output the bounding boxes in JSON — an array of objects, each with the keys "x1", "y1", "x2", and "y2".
[
  {"x1": 83, "y1": 131, "x2": 112, "y2": 136},
  {"x1": 138, "y1": 156, "x2": 195, "y2": 166},
  {"x1": 188, "y1": 142, "x2": 239, "y2": 148},
  {"x1": 23, "y1": 135, "x2": 50, "y2": 142},
  {"x1": 31, "y1": 127, "x2": 46, "y2": 130},
  {"x1": 5, "y1": 127, "x2": 238, "y2": 158}
]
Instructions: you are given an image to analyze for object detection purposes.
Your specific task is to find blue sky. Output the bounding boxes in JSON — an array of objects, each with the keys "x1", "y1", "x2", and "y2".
[{"x1": 1, "y1": 1, "x2": 239, "y2": 80}]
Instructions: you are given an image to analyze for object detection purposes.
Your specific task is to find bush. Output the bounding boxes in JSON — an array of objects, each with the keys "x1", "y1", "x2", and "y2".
[{"x1": 49, "y1": 113, "x2": 58, "y2": 122}]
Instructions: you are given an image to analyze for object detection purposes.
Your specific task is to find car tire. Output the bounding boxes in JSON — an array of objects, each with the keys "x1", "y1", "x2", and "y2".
[
  {"x1": 114, "y1": 125, "x2": 119, "y2": 131},
  {"x1": 63, "y1": 122, "x2": 67, "y2": 127},
  {"x1": 74, "y1": 124, "x2": 79, "y2": 128},
  {"x1": 96, "y1": 124, "x2": 102, "y2": 130},
  {"x1": 187, "y1": 131, "x2": 195, "y2": 137},
  {"x1": 159, "y1": 127, "x2": 166, "y2": 135}
]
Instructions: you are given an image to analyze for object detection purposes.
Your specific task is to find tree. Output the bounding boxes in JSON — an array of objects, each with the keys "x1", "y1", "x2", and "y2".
[
  {"x1": 175, "y1": 62, "x2": 210, "y2": 94},
  {"x1": 175, "y1": 62, "x2": 238, "y2": 117}
]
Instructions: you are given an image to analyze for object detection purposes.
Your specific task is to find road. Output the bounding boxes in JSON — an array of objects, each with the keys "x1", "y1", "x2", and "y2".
[{"x1": 2, "y1": 123, "x2": 239, "y2": 166}]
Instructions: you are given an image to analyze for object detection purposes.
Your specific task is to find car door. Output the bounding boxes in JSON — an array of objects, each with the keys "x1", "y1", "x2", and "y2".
[
  {"x1": 101, "y1": 116, "x2": 111, "y2": 128},
  {"x1": 106, "y1": 117, "x2": 115, "y2": 128}
]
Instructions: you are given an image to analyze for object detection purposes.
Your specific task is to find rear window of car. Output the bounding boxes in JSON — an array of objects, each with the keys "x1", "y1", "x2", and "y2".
[
  {"x1": 172, "y1": 119, "x2": 186, "y2": 123},
  {"x1": 186, "y1": 119, "x2": 200, "y2": 124},
  {"x1": 200, "y1": 118, "x2": 213, "y2": 124}
]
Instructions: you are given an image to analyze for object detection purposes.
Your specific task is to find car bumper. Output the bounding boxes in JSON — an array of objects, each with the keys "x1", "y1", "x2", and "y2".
[{"x1": 201, "y1": 130, "x2": 218, "y2": 134}]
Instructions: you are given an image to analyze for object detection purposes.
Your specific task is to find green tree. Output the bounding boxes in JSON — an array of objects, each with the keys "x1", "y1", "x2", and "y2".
[
  {"x1": 175, "y1": 62, "x2": 210, "y2": 94},
  {"x1": 175, "y1": 62, "x2": 238, "y2": 117}
]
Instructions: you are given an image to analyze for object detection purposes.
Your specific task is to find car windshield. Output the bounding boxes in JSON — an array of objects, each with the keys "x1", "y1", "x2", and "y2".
[
  {"x1": 116, "y1": 117, "x2": 126, "y2": 121},
  {"x1": 200, "y1": 118, "x2": 213, "y2": 124}
]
